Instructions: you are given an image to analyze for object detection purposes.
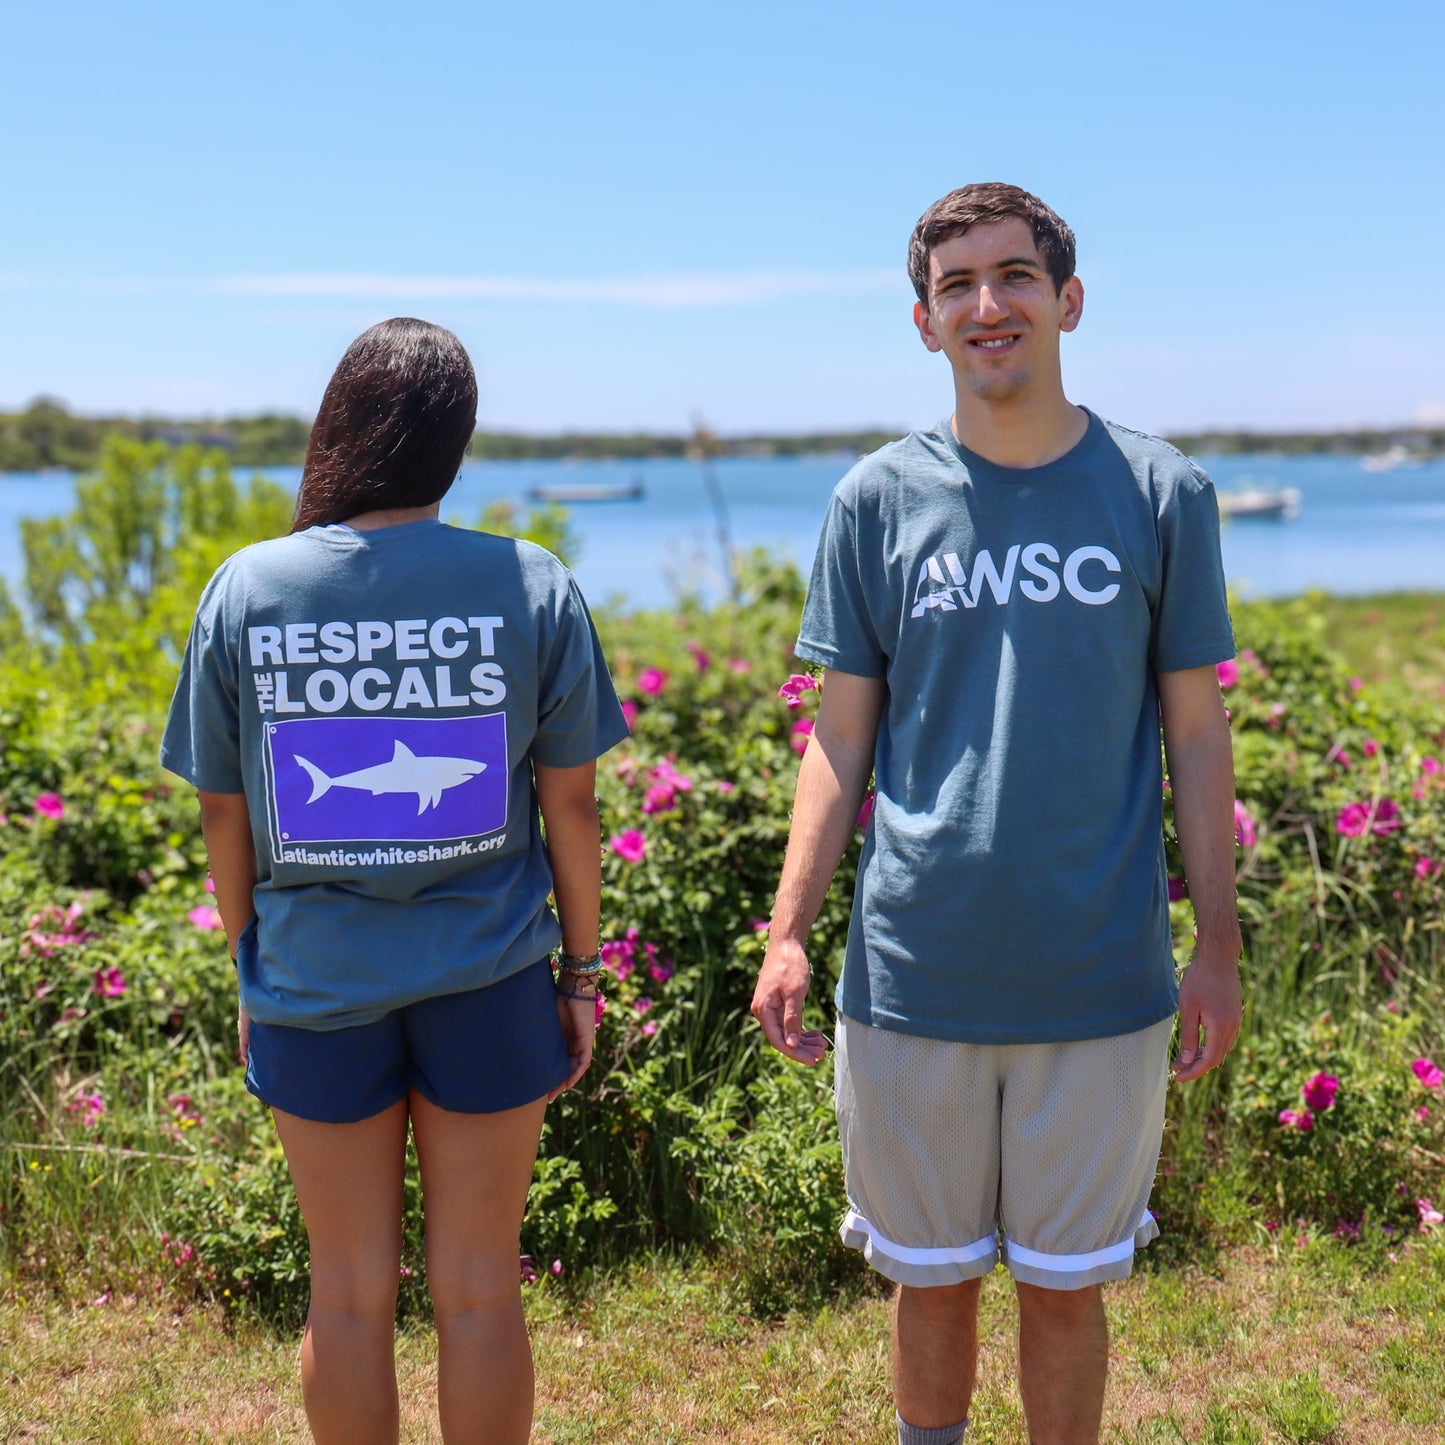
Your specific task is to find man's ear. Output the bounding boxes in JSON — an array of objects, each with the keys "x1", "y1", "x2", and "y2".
[
  {"x1": 1058, "y1": 276, "x2": 1084, "y2": 334},
  {"x1": 913, "y1": 299, "x2": 944, "y2": 353}
]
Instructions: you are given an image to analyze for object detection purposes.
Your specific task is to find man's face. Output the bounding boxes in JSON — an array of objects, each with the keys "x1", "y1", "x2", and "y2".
[{"x1": 913, "y1": 218, "x2": 1083, "y2": 403}]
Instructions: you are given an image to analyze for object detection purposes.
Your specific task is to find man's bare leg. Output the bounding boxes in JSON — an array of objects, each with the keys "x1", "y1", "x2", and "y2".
[
  {"x1": 1015, "y1": 1281, "x2": 1108, "y2": 1444},
  {"x1": 893, "y1": 1278, "x2": 981, "y2": 1433}
]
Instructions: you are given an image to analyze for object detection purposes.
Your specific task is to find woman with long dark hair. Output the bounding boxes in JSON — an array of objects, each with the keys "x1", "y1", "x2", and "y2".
[{"x1": 162, "y1": 318, "x2": 626, "y2": 1443}]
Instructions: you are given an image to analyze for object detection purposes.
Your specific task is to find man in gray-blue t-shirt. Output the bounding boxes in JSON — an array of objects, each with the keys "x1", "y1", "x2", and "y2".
[{"x1": 751, "y1": 184, "x2": 1242, "y2": 1445}]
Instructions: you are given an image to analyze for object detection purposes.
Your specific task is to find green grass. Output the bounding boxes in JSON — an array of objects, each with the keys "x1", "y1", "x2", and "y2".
[
  {"x1": 4, "y1": 1238, "x2": 1443, "y2": 1442},
  {"x1": 1235, "y1": 592, "x2": 1445, "y2": 699}
]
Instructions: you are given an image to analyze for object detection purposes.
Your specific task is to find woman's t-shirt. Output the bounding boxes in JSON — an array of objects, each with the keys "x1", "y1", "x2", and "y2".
[{"x1": 161, "y1": 519, "x2": 629, "y2": 1029}]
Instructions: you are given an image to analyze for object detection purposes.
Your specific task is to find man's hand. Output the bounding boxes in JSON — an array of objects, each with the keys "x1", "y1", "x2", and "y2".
[
  {"x1": 1172, "y1": 944, "x2": 1242, "y2": 1081},
  {"x1": 751, "y1": 936, "x2": 829, "y2": 1064},
  {"x1": 237, "y1": 1006, "x2": 251, "y2": 1067}
]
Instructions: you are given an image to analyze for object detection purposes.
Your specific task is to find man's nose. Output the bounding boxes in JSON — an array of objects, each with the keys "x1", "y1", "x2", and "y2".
[{"x1": 974, "y1": 284, "x2": 1009, "y2": 323}]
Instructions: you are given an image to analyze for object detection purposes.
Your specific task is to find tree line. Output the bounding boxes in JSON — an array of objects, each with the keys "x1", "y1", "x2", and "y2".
[{"x1": 3, "y1": 397, "x2": 1442, "y2": 474}]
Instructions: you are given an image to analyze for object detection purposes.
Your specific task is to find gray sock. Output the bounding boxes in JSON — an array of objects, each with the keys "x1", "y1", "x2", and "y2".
[{"x1": 897, "y1": 1414, "x2": 966, "y2": 1445}]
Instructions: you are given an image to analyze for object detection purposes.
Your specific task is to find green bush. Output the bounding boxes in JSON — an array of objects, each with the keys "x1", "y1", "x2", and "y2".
[{"x1": 2, "y1": 443, "x2": 1442, "y2": 1321}]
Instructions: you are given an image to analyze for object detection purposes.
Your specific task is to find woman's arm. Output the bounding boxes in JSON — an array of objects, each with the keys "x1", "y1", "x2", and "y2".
[
  {"x1": 196, "y1": 789, "x2": 257, "y2": 1062},
  {"x1": 196, "y1": 790, "x2": 258, "y2": 957},
  {"x1": 534, "y1": 760, "x2": 603, "y2": 1097}
]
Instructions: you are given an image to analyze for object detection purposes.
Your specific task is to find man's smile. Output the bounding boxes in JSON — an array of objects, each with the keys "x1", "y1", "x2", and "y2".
[{"x1": 968, "y1": 334, "x2": 1021, "y2": 352}]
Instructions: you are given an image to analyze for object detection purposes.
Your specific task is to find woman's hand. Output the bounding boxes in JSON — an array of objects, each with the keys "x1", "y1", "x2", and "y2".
[
  {"x1": 237, "y1": 1005, "x2": 251, "y2": 1067},
  {"x1": 549, "y1": 990, "x2": 597, "y2": 1101}
]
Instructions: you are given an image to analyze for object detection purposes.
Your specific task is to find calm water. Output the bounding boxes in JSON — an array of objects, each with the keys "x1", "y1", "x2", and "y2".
[{"x1": 3, "y1": 452, "x2": 1443, "y2": 613}]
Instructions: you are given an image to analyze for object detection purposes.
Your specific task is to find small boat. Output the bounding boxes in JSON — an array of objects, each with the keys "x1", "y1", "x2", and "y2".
[
  {"x1": 1216, "y1": 487, "x2": 1301, "y2": 521},
  {"x1": 1361, "y1": 445, "x2": 1422, "y2": 473},
  {"x1": 526, "y1": 480, "x2": 645, "y2": 504}
]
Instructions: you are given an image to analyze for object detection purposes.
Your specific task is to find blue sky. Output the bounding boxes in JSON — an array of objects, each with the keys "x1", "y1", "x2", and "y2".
[{"x1": 4, "y1": 0, "x2": 1443, "y2": 435}]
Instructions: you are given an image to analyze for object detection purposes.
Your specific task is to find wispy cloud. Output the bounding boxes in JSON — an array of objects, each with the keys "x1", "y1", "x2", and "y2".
[{"x1": 214, "y1": 270, "x2": 900, "y2": 307}]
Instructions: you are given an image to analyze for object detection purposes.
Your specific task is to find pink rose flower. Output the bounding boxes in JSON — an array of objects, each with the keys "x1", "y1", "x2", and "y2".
[
  {"x1": 727, "y1": 657, "x2": 752, "y2": 675},
  {"x1": 34, "y1": 792, "x2": 65, "y2": 821},
  {"x1": 67, "y1": 1092, "x2": 105, "y2": 1127},
  {"x1": 1412, "y1": 1057, "x2": 1443, "y2": 1089},
  {"x1": 1371, "y1": 799, "x2": 1402, "y2": 835},
  {"x1": 1417, "y1": 1199, "x2": 1443, "y2": 1229},
  {"x1": 620, "y1": 699, "x2": 639, "y2": 732},
  {"x1": 857, "y1": 790, "x2": 876, "y2": 830},
  {"x1": 1167, "y1": 877, "x2": 1187, "y2": 902},
  {"x1": 778, "y1": 673, "x2": 819, "y2": 709},
  {"x1": 1301, "y1": 1072, "x2": 1339, "y2": 1112},
  {"x1": 1417, "y1": 857, "x2": 1436, "y2": 880},
  {"x1": 636, "y1": 667, "x2": 668, "y2": 696},
  {"x1": 790, "y1": 718, "x2": 814, "y2": 755},
  {"x1": 686, "y1": 641, "x2": 711, "y2": 673},
  {"x1": 1363, "y1": 739, "x2": 1380, "y2": 758},
  {"x1": 1422, "y1": 756, "x2": 1442, "y2": 776},
  {"x1": 715, "y1": 780, "x2": 736, "y2": 795},
  {"x1": 187, "y1": 905, "x2": 223, "y2": 930},
  {"x1": 652, "y1": 757, "x2": 693, "y2": 792},
  {"x1": 641, "y1": 782, "x2": 677, "y2": 814},
  {"x1": 634, "y1": 996, "x2": 654, "y2": 1015},
  {"x1": 1336, "y1": 803, "x2": 1370, "y2": 838},
  {"x1": 1278, "y1": 1108, "x2": 1314, "y2": 1132},
  {"x1": 609, "y1": 830, "x2": 646, "y2": 863},
  {"x1": 1216, "y1": 659, "x2": 1239, "y2": 689},
  {"x1": 1233, "y1": 799, "x2": 1257, "y2": 849},
  {"x1": 92, "y1": 967, "x2": 127, "y2": 999}
]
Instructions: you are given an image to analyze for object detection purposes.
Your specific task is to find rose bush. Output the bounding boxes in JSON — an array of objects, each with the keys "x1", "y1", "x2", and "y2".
[{"x1": 1, "y1": 450, "x2": 1440, "y2": 1317}]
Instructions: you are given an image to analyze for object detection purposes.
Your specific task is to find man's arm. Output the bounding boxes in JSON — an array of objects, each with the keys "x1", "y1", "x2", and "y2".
[
  {"x1": 1158, "y1": 665, "x2": 1243, "y2": 1082},
  {"x1": 750, "y1": 670, "x2": 885, "y2": 1063}
]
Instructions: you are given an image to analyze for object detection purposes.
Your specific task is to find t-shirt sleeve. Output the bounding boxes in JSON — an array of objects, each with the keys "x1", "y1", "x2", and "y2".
[
  {"x1": 159, "y1": 588, "x2": 245, "y2": 793},
  {"x1": 531, "y1": 576, "x2": 630, "y2": 767},
  {"x1": 1151, "y1": 477, "x2": 1236, "y2": 672},
  {"x1": 795, "y1": 492, "x2": 887, "y2": 678}
]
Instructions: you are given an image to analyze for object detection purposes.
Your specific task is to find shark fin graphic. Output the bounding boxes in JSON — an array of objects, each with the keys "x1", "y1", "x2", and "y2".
[
  {"x1": 295, "y1": 755, "x2": 333, "y2": 804},
  {"x1": 391, "y1": 740, "x2": 417, "y2": 762}
]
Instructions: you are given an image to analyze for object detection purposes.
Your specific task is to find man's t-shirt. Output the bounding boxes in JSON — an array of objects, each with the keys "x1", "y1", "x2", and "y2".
[
  {"x1": 161, "y1": 519, "x2": 629, "y2": 1030},
  {"x1": 796, "y1": 410, "x2": 1235, "y2": 1044}
]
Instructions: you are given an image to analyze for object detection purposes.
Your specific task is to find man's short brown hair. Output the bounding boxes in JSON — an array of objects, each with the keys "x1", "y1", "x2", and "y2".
[{"x1": 908, "y1": 183, "x2": 1077, "y2": 303}]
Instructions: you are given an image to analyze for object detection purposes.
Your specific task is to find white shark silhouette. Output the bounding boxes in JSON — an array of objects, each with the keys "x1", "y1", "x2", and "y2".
[{"x1": 294, "y1": 740, "x2": 487, "y2": 816}]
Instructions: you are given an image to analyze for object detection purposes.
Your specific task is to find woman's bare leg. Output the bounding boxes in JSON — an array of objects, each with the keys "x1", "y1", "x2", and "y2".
[
  {"x1": 409, "y1": 1091, "x2": 548, "y2": 1445},
  {"x1": 271, "y1": 1101, "x2": 409, "y2": 1445}
]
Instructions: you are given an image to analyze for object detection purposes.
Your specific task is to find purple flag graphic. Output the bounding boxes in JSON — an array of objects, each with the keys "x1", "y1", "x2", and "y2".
[{"x1": 267, "y1": 714, "x2": 507, "y2": 845}]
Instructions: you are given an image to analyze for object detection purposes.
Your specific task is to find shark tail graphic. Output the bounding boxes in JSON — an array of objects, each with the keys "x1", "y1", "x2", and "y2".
[{"x1": 295, "y1": 755, "x2": 334, "y2": 804}]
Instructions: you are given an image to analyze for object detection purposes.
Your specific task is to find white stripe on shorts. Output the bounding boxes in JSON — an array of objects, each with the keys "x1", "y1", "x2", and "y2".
[
  {"x1": 841, "y1": 1209, "x2": 999, "y2": 1269},
  {"x1": 1003, "y1": 1209, "x2": 1156, "y2": 1274}
]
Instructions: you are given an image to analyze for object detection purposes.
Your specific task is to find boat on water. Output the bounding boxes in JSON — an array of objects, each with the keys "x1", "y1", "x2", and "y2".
[
  {"x1": 1360, "y1": 445, "x2": 1425, "y2": 473},
  {"x1": 526, "y1": 479, "x2": 645, "y2": 504},
  {"x1": 1216, "y1": 487, "x2": 1301, "y2": 521}
]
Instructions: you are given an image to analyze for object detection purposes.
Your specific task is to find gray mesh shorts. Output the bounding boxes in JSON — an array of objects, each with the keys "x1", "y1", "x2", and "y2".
[{"x1": 834, "y1": 1013, "x2": 1172, "y2": 1290}]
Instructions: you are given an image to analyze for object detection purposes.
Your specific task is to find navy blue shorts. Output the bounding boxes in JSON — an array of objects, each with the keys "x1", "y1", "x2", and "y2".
[{"x1": 245, "y1": 958, "x2": 570, "y2": 1124}]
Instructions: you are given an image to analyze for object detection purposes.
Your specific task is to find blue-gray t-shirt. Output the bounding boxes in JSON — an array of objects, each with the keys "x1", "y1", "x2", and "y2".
[
  {"x1": 161, "y1": 519, "x2": 629, "y2": 1029},
  {"x1": 797, "y1": 410, "x2": 1235, "y2": 1044}
]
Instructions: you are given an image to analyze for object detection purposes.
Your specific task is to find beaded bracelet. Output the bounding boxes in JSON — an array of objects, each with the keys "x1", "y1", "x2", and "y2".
[{"x1": 555, "y1": 948, "x2": 604, "y2": 977}]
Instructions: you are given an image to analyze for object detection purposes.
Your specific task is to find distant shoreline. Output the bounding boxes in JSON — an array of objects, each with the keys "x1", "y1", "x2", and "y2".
[{"x1": 2, "y1": 399, "x2": 1443, "y2": 473}]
